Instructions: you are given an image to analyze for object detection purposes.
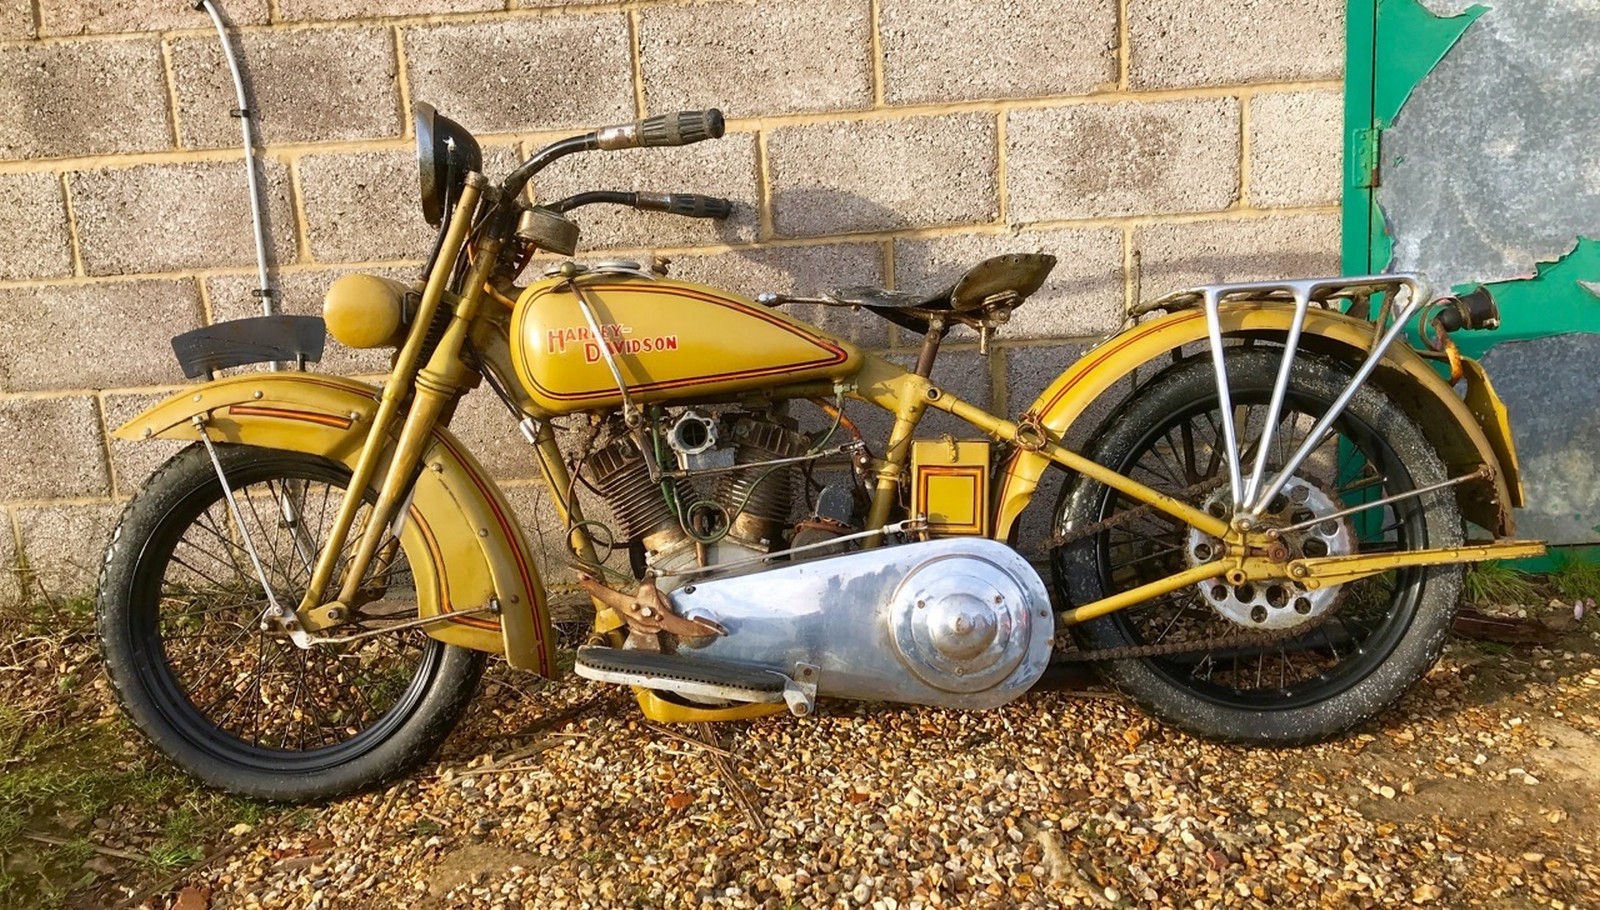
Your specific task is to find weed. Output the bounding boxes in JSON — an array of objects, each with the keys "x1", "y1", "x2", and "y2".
[
  {"x1": 1463, "y1": 562, "x2": 1540, "y2": 605},
  {"x1": 1550, "y1": 555, "x2": 1600, "y2": 603},
  {"x1": 229, "y1": 797, "x2": 272, "y2": 828},
  {"x1": 146, "y1": 841, "x2": 204, "y2": 871}
]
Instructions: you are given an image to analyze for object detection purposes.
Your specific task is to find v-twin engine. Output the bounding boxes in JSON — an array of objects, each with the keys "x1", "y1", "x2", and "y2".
[{"x1": 580, "y1": 415, "x2": 808, "y2": 580}]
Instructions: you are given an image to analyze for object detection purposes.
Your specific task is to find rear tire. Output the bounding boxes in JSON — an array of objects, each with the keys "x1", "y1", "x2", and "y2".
[
  {"x1": 98, "y1": 444, "x2": 485, "y2": 801},
  {"x1": 1054, "y1": 349, "x2": 1463, "y2": 745}
]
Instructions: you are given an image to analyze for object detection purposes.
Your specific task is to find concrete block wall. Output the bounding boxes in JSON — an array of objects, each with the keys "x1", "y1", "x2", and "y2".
[{"x1": 0, "y1": 0, "x2": 1345, "y2": 599}]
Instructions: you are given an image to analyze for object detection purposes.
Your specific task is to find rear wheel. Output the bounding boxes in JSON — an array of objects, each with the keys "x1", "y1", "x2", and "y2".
[
  {"x1": 98, "y1": 444, "x2": 484, "y2": 801},
  {"x1": 1053, "y1": 349, "x2": 1463, "y2": 745}
]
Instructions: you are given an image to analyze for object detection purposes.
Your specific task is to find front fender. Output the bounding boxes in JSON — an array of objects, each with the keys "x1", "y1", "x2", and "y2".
[
  {"x1": 994, "y1": 305, "x2": 1524, "y2": 540},
  {"x1": 114, "y1": 372, "x2": 555, "y2": 675}
]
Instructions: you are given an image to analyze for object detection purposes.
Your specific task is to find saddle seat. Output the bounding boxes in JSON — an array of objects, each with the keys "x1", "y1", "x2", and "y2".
[{"x1": 759, "y1": 253, "x2": 1057, "y2": 336}]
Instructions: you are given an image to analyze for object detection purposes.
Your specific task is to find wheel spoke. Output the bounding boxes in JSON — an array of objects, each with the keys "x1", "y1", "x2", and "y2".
[
  {"x1": 1054, "y1": 350, "x2": 1454, "y2": 727},
  {"x1": 143, "y1": 462, "x2": 436, "y2": 756}
]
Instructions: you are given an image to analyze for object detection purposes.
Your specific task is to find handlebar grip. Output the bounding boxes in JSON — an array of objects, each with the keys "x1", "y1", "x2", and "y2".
[
  {"x1": 635, "y1": 192, "x2": 735, "y2": 219},
  {"x1": 638, "y1": 110, "x2": 726, "y2": 147}
]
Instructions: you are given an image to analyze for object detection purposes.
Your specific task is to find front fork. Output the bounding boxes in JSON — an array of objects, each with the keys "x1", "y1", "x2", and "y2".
[
  {"x1": 199, "y1": 174, "x2": 491, "y2": 641},
  {"x1": 268, "y1": 173, "x2": 498, "y2": 633}
]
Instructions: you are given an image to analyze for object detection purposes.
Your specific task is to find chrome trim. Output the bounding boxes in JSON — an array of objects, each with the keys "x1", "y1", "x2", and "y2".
[
  {"x1": 1164, "y1": 273, "x2": 1433, "y2": 519},
  {"x1": 671, "y1": 538, "x2": 1052, "y2": 710}
]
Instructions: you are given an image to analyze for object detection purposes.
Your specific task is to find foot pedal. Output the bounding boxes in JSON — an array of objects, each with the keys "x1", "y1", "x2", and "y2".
[{"x1": 574, "y1": 646, "x2": 786, "y2": 704}]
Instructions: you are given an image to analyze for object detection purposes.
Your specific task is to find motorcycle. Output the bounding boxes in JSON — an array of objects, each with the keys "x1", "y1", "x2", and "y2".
[{"x1": 96, "y1": 105, "x2": 1543, "y2": 801}]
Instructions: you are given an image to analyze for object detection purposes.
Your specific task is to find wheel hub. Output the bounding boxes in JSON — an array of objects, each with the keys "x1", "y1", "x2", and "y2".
[{"x1": 1186, "y1": 480, "x2": 1355, "y2": 630}]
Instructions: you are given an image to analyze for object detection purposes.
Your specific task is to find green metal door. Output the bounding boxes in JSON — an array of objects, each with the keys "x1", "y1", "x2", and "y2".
[{"x1": 1343, "y1": 0, "x2": 1600, "y2": 546}]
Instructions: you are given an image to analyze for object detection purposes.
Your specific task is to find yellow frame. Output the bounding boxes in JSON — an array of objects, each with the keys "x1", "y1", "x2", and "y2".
[{"x1": 114, "y1": 169, "x2": 1540, "y2": 701}]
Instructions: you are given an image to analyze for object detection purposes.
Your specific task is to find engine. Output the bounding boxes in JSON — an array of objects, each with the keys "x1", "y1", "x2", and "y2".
[{"x1": 580, "y1": 408, "x2": 844, "y2": 586}]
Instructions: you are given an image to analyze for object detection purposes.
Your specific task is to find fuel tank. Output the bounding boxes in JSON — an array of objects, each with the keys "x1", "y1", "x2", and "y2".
[{"x1": 510, "y1": 270, "x2": 862, "y2": 414}]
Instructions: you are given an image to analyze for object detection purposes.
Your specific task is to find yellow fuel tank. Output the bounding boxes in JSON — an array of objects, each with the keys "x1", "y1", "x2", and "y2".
[{"x1": 510, "y1": 272, "x2": 861, "y2": 414}]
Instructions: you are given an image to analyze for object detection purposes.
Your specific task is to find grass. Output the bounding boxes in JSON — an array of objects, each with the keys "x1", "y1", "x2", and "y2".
[
  {"x1": 0, "y1": 592, "x2": 279, "y2": 910},
  {"x1": 1464, "y1": 562, "x2": 1541, "y2": 606},
  {"x1": 1551, "y1": 554, "x2": 1600, "y2": 603}
]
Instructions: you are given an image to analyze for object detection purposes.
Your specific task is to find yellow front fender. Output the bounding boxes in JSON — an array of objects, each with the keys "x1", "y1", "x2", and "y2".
[
  {"x1": 114, "y1": 372, "x2": 555, "y2": 675},
  {"x1": 995, "y1": 305, "x2": 1524, "y2": 540}
]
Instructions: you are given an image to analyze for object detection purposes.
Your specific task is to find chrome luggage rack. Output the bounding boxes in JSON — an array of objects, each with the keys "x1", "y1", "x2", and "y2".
[{"x1": 1125, "y1": 272, "x2": 1435, "y2": 522}]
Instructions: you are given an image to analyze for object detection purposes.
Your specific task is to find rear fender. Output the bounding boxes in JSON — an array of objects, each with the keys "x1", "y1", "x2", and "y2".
[
  {"x1": 994, "y1": 305, "x2": 1524, "y2": 540},
  {"x1": 113, "y1": 372, "x2": 555, "y2": 675}
]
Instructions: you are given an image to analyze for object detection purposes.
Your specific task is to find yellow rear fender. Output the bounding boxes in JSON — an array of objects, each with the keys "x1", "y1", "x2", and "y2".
[
  {"x1": 113, "y1": 372, "x2": 556, "y2": 675},
  {"x1": 994, "y1": 305, "x2": 1523, "y2": 540}
]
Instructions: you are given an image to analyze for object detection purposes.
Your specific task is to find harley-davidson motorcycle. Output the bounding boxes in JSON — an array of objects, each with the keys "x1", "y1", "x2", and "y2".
[{"x1": 96, "y1": 105, "x2": 1543, "y2": 800}]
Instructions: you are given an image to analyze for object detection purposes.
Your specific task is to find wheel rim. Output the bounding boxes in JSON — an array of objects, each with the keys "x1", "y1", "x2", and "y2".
[
  {"x1": 127, "y1": 456, "x2": 444, "y2": 771},
  {"x1": 1063, "y1": 384, "x2": 1429, "y2": 711}
]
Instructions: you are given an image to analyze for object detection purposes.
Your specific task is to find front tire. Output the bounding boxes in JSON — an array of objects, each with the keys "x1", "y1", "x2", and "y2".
[
  {"x1": 98, "y1": 444, "x2": 485, "y2": 801},
  {"x1": 1054, "y1": 349, "x2": 1463, "y2": 745}
]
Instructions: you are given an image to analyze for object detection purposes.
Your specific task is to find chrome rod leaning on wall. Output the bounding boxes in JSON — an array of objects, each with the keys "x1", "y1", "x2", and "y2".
[{"x1": 194, "y1": 0, "x2": 275, "y2": 320}]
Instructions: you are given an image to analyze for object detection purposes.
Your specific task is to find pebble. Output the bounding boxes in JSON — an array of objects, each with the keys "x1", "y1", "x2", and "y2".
[{"x1": 33, "y1": 626, "x2": 1600, "y2": 910}]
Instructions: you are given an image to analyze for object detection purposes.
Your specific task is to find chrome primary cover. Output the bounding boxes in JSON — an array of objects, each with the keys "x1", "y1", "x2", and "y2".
[{"x1": 669, "y1": 538, "x2": 1052, "y2": 710}]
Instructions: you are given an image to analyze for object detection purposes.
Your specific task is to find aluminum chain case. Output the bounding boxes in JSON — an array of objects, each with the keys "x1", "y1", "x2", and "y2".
[{"x1": 669, "y1": 538, "x2": 1052, "y2": 710}]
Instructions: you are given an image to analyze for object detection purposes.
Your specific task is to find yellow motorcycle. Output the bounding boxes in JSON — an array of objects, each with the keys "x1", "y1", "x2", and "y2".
[{"x1": 97, "y1": 105, "x2": 1541, "y2": 800}]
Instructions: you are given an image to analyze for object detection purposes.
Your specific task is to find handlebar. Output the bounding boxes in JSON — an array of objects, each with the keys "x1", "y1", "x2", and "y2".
[
  {"x1": 502, "y1": 108, "x2": 727, "y2": 200},
  {"x1": 595, "y1": 109, "x2": 726, "y2": 150},
  {"x1": 549, "y1": 190, "x2": 734, "y2": 220}
]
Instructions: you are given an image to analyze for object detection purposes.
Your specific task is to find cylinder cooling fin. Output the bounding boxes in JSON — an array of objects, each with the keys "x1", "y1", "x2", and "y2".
[
  {"x1": 581, "y1": 439, "x2": 686, "y2": 541},
  {"x1": 717, "y1": 418, "x2": 807, "y2": 547}
]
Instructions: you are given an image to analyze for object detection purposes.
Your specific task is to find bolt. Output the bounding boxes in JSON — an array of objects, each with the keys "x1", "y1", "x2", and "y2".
[
  {"x1": 917, "y1": 599, "x2": 926, "y2": 609},
  {"x1": 684, "y1": 585, "x2": 696, "y2": 595},
  {"x1": 993, "y1": 594, "x2": 1003, "y2": 604},
  {"x1": 1290, "y1": 564, "x2": 1309, "y2": 579},
  {"x1": 253, "y1": 390, "x2": 264, "y2": 400},
  {"x1": 954, "y1": 667, "x2": 965, "y2": 676}
]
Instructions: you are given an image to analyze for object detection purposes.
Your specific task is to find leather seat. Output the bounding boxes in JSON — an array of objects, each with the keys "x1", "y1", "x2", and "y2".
[{"x1": 827, "y1": 253, "x2": 1056, "y2": 335}]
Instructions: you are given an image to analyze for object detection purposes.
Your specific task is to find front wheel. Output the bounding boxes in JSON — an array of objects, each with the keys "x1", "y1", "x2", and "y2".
[
  {"x1": 98, "y1": 444, "x2": 485, "y2": 801},
  {"x1": 1053, "y1": 349, "x2": 1463, "y2": 745}
]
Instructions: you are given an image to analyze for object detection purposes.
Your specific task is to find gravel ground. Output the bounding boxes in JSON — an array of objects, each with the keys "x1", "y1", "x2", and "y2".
[{"x1": 108, "y1": 624, "x2": 1600, "y2": 910}]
